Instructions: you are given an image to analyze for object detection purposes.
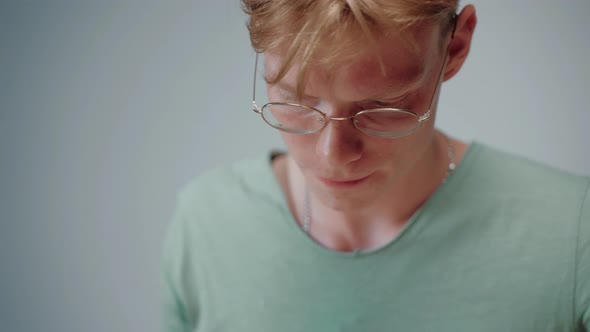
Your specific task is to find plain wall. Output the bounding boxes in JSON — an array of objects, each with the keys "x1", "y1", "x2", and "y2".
[{"x1": 1, "y1": 1, "x2": 589, "y2": 331}]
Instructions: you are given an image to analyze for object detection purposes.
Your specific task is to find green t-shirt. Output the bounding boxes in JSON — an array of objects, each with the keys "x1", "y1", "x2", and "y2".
[{"x1": 162, "y1": 142, "x2": 590, "y2": 331}]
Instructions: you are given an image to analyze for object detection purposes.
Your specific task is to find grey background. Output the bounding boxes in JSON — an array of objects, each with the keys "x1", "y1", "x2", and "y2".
[{"x1": 1, "y1": 1, "x2": 589, "y2": 331}]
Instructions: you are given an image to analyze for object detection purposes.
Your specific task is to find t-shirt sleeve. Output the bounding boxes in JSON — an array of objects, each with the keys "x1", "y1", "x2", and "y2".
[
  {"x1": 576, "y1": 179, "x2": 590, "y2": 330},
  {"x1": 161, "y1": 194, "x2": 195, "y2": 332}
]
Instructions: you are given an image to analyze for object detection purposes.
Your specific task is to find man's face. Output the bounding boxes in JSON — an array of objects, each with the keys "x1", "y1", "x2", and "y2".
[{"x1": 264, "y1": 25, "x2": 450, "y2": 211}]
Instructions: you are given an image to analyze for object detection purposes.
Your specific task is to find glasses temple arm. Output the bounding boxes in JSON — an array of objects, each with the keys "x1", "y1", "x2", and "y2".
[
  {"x1": 252, "y1": 53, "x2": 261, "y2": 112},
  {"x1": 426, "y1": 14, "x2": 457, "y2": 112}
]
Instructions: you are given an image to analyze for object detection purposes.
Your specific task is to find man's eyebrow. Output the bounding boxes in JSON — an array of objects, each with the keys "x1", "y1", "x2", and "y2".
[
  {"x1": 264, "y1": 77, "x2": 291, "y2": 89},
  {"x1": 263, "y1": 67, "x2": 424, "y2": 100},
  {"x1": 364, "y1": 76, "x2": 422, "y2": 100},
  {"x1": 263, "y1": 74, "x2": 294, "y2": 86},
  {"x1": 264, "y1": 77, "x2": 304, "y2": 96}
]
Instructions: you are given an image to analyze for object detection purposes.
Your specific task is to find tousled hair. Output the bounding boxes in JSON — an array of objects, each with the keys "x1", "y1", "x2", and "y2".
[{"x1": 242, "y1": 0, "x2": 458, "y2": 97}]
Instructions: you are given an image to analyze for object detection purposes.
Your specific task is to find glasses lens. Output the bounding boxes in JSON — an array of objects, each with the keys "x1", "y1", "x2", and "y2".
[
  {"x1": 261, "y1": 103, "x2": 324, "y2": 134},
  {"x1": 354, "y1": 109, "x2": 419, "y2": 137}
]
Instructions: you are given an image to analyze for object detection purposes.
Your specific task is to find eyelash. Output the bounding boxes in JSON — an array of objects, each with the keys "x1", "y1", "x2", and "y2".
[
  {"x1": 363, "y1": 95, "x2": 410, "y2": 109},
  {"x1": 277, "y1": 90, "x2": 310, "y2": 104},
  {"x1": 276, "y1": 88, "x2": 410, "y2": 109}
]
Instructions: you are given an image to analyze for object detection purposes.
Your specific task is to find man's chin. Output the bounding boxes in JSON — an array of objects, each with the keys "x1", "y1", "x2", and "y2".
[{"x1": 309, "y1": 180, "x2": 378, "y2": 211}]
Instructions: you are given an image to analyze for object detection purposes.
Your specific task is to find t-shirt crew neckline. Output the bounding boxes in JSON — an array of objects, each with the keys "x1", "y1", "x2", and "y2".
[{"x1": 264, "y1": 142, "x2": 481, "y2": 259}]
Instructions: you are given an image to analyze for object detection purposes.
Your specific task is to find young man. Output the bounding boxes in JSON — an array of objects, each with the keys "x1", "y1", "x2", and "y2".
[{"x1": 162, "y1": 1, "x2": 590, "y2": 331}]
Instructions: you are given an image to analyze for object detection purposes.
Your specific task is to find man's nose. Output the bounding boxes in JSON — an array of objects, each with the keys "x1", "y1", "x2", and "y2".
[{"x1": 315, "y1": 106, "x2": 363, "y2": 165}]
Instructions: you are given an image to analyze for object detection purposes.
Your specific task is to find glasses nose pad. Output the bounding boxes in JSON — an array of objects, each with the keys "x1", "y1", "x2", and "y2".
[
  {"x1": 352, "y1": 116, "x2": 362, "y2": 130},
  {"x1": 324, "y1": 115, "x2": 355, "y2": 131},
  {"x1": 316, "y1": 114, "x2": 326, "y2": 125}
]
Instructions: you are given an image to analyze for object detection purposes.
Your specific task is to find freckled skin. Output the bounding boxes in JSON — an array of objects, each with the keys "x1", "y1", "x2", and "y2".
[{"x1": 264, "y1": 6, "x2": 476, "y2": 250}]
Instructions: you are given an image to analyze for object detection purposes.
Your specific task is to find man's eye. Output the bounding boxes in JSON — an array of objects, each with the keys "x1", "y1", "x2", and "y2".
[
  {"x1": 365, "y1": 100, "x2": 401, "y2": 109},
  {"x1": 364, "y1": 95, "x2": 409, "y2": 109},
  {"x1": 276, "y1": 90, "x2": 311, "y2": 104},
  {"x1": 374, "y1": 100, "x2": 397, "y2": 107}
]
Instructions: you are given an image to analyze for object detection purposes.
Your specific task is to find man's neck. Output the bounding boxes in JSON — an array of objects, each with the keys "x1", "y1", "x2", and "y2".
[{"x1": 277, "y1": 131, "x2": 467, "y2": 252}]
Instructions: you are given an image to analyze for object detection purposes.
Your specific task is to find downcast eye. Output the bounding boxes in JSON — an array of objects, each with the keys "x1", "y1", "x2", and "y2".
[{"x1": 361, "y1": 94, "x2": 409, "y2": 109}]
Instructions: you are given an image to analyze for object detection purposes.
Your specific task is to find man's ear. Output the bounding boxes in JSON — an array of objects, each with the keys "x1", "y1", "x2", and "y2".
[{"x1": 443, "y1": 5, "x2": 477, "y2": 81}]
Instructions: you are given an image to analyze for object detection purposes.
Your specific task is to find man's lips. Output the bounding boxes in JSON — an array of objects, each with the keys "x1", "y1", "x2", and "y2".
[{"x1": 317, "y1": 174, "x2": 371, "y2": 187}]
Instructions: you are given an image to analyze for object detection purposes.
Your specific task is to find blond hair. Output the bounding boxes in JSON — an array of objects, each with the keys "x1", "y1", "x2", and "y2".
[{"x1": 242, "y1": 0, "x2": 458, "y2": 97}]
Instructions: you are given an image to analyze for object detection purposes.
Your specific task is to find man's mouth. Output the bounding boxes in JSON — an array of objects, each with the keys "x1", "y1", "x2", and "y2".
[{"x1": 317, "y1": 174, "x2": 371, "y2": 187}]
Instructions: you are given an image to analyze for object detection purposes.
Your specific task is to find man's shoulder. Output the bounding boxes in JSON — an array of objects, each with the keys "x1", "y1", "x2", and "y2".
[
  {"x1": 174, "y1": 151, "x2": 283, "y2": 215},
  {"x1": 180, "y1": 153, "x2": 269, "y2": 194},
  {"x1": 462, "y1": 142, "x2": 589, "y2": 197},
  {"x1": 164, "y1": 152, "x2": 287, "y2": 251},
  {"x1": 448, "y1": 142, "x2": 590, "y2": 235},
  {"x1": 446, "y1": 142, "x2": 590, "y2": 253}
]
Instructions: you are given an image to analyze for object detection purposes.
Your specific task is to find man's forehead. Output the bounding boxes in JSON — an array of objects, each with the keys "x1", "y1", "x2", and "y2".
[
  {"x1": 263, "y1": 48, "x2": 427, "y2": 100},
  {"x1": 262, "y1": 24, "x2": 439, "y2": 99},
  {"x1": 336, "y1": 55, "x2": 426, "y2": 96}
]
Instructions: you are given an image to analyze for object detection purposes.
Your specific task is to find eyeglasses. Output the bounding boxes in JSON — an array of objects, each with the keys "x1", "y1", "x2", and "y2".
[{"x1": 252, "y1": 17, "x2": 457, "y2": 138}]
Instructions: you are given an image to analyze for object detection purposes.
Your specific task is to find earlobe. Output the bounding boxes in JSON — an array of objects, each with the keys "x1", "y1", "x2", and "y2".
[{"x1": 443, "y1": 5, "x2": 477, "y2": 81}]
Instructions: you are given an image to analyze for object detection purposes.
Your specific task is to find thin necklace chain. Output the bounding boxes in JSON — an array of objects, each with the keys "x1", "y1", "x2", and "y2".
[{"x1": 302, "y1": 133, "x2": 456, "y2": 234}]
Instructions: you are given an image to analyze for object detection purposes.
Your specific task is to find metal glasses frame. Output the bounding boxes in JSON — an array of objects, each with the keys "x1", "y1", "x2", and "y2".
[{"x1": 252, "y1": 15, "x2": 457, "y2": 138}]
